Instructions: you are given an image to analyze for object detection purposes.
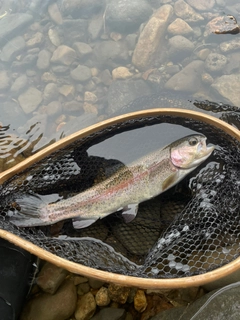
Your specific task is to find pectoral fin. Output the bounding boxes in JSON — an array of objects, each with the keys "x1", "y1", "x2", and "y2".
[
  {"x1": 162, "y1": 174, "x2": 177, "y2": 191},
  {"x1": 122, "y1": 204, "x2": 138, "y2": 223}
]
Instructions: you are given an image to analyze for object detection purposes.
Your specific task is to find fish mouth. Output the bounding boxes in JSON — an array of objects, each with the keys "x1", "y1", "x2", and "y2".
[{"x1": 197, "y1": 142, "x2": 215, "y2": 163}]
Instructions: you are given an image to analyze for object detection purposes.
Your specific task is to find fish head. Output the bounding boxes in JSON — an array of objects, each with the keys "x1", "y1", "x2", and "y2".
[{"x1": 170, "y1": 134, "x2": 214, "y2": 169}]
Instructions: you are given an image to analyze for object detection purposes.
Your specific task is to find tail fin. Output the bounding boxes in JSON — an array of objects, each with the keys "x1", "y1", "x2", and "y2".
[{"x1": 9, "y1": 193, "x2": 61, "y2": 227}]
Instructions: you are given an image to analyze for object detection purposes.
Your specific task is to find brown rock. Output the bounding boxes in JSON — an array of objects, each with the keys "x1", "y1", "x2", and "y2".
[
  {"x1": 134, "y1": 289, "x2": 147, "y2": 313},
  {"x1": 140, "y1": 294, "x2": 173, "y2": 320},
  {"x1": 95, "y1": 287, "x2": 111, "y2": 307},
  {"x1": 167, "y1": 18, "x2": 193, "y2": 36},
  {"x1": 83, "y1": 102, "x2": 98, "y2": 114},
  {"x1": 204, "y1": 15, "x2": 240, "y2": 37},
  {"x1": 26, "y1": 32, "x2": 43, "y2": 47},
  {"x1": 132, "y1": 4, "x2": 173, "y2": 70},
  {"x1": 48, "y1": 2, "x2": 63, "y2": 25},
  {"x1": 174, "y1": 0, "x2": 204, "y2": 23},
  {"x1": 112, "y1": 67, "x2": 133, "y2": 80},
  {"x1": 51, "y1": 45, "x2": 76, "y2": 65},
  {"x1": 59, "y1": 85, "x2": 75, "y2": 99},
  {"x1": 20, "y1": 280, "x2": 77, "y2": 320},
  {"x1": 36, "y1": 262, "x2": 69, "y2": 294},
  {"x1": 75, "y1": 292, "x2": 96, "y2": 320},
  {"x1": 108, "y1": 283, "x2": 131, "y2": 304}
]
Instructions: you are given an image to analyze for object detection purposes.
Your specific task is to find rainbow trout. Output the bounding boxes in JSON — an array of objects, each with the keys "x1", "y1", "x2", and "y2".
[{"x1": 10, "y1": 134, "x2": 214, "y2": 229}]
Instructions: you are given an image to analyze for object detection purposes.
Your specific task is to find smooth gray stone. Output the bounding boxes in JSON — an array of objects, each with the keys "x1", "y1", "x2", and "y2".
[{"x1": 0, "y1": 13, "x2": 33, "y2": 45}]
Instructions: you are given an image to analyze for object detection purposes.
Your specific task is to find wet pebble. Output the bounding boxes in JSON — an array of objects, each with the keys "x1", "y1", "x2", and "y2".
[
  {"x1": 132, "y1": 5, "x2": 174, "y2": 70},
  {"x1": 59, "y1": 84, "x2": 75, "y2": 99},
  {"x1": 10, "y1": 74, "x2": 28, "y2": 96},
  {"x1": 26, "y1": 31, "x2": 44, "y2": 48},
  {"x1": 37, "y1": 49, "x2": 52, "y2": 70},
  {"x1": 112, "y1": 67, "x2": 133, "y2": 80},
  {"x1": 51, "y1": 45, "x2": 76, "y2": 66},
  {"x1": 73, "y1": 42, "x2": 93, "y2": 60},
  {"x1": 105, "y1": 0, "x2": 152, "y2": 33},
  {"x1": 43, "y1": 83, "x2": 59, "y2": 103},
  {"x1": 94, "y1": 40, "x2": 129, "y2": 69},
  {"x1": 168, "y1": 35, "x2": 195, "y2": 62},
  {"x1": 165, "y1": 60, "x2": 204, "y2": 92},
  {"x1": 107, "y1": 79, "x2": 152, "y2": 114},
  {"x1": 61, "y1": 0, "x2": 104, "y2": 19},
  {"x1": 211, "y1": 74, "x2": 240, "y2": 106},
  {"x1": 48, "y1": 2, "x2": 63, "y2": 25},
  {"x1": 18, "y1": 87, "x2": 42, "y2": 114},
  {"x1": 95, "y1": 286, "x2": 111, "y2": 306},
  {"x1": 48, "y1": 28, "x2": 62, "y2": 47},
  {"x1": 0, "y1": 13, "x2": 33, "y2": 45},
  {"x1": 167, "y1": 18, "x2": 193, "y2": 36},
  {"x1": 134, "y1": 289, "x2": 148, "y2": 312},
  {"x1": 36, "y1": 262, "x2": 69, "y2": 295},
  {"x1": 77, "y1": 282, "x2": 91, "y2": 295},
  {"x1": 88, "y1": 16, "x2": 103, "y2": 40},
  {"x1": 205, "y1": 53, "x2": 228, "y2": 73},
  {"x1": 0, "y1": 36, "x2": 25, "y2": 62},
  {"x1": 108, "y1": 283, "x2": 131, "y2": 304},
  {"x1": 20, "y1": 280, "x2": 77, "y2": 320},
  {"x1": 204, "y1": 15, "x2": 240, "y2": 37},
  {"x1": 174, "y1": 0, "x2": 204, "y2": 23},
  {"x1": 74, "y1": 292, "x2": 96, "y2": 320},
  {"x1": 70, "y1": 64, "x2": 92, "y2": 82}
]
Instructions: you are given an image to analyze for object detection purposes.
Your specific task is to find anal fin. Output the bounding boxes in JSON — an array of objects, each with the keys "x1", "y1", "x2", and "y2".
[{"x1": 122, "y1": 204, "x2": 138, "y2": 223}]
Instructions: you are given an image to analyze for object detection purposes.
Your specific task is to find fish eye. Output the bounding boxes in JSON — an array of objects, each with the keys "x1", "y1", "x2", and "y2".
[{"x1": 188, "y1": 137, "x2": 198, "y2": 146}]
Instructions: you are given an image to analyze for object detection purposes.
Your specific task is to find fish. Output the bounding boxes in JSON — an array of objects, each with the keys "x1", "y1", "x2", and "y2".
[{"x1": 9, "y1": 134, "x2": 214, "y2": 229}]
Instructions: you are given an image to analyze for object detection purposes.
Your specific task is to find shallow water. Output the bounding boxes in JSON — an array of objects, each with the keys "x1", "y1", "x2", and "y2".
[{"x1": 0, "y1": 0, "x2": 239, "y2": 171}]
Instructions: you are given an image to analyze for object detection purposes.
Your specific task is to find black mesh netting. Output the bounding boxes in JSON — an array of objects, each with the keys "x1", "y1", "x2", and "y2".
[{"x1": 0, "y1": 113, "x2": 239, "y2": 279}]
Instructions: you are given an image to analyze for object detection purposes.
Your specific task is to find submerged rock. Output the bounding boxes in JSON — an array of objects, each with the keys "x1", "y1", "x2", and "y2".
[
  {"x1": 20, "y1": 280, "x2": 77, "y2": 320},
  {"x1": 165, "y1": 60, "x2": 204, "y2": 93},
  {"x1": 168, "y1": 35, "x2": 194, "y2": 62},
  {"x1": 132, "y1": 4, "x2": 173, "y2": 70},
  {"x1": 174, "y1": 0, "x2": 204, "y2": 23},
  {"x1": 107, "y1": 79, "x2": 152, "y2": 114},
  {"x1": 105, "y1": 0, "x2": 152, "y2": 33},
  {"x1": 18, "y1": 87, "x2": 43, "y2": 114},
  {"x1": 205, "y1": 53, "x2": 227, "y2": 73},
  {"x1": 0, "y1": 13, "x2": 33, "y2": 45},
  {"x1": 74, "y1": 292, "x2": 96, "y2": 320},
  {"x1": 0, "y1": 36, "x2": 25, "y2": 62},
  {"x1": 211, "y1": 74, "x2": 240, "y2": 107},
  {"x1": 167, "y1": 18, "x2": 193, "y2": 36},
  {"x1": 204, "y1": 15, "x2": 240, "y2": 37}
]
